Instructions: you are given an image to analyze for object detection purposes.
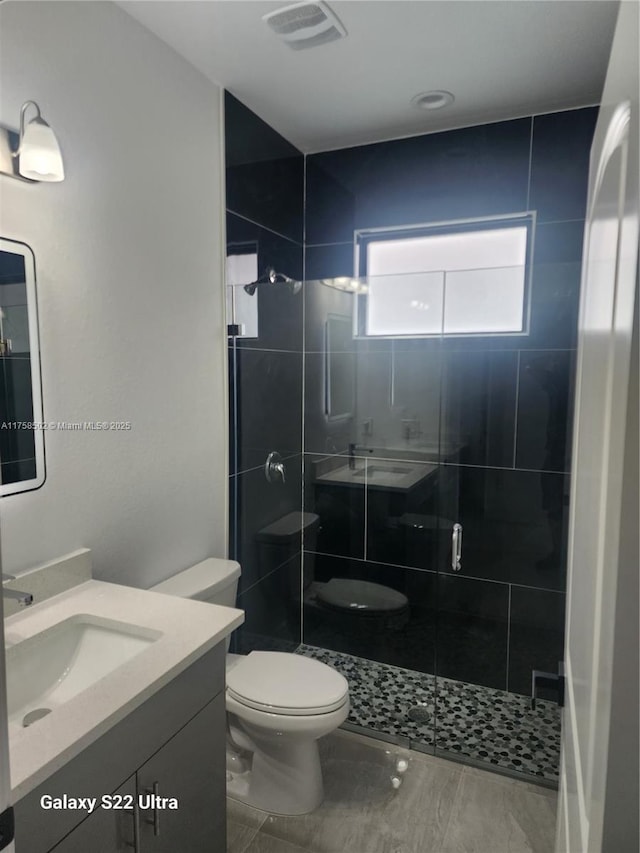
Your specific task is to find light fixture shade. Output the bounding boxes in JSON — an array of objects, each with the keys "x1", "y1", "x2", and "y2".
[{"x1": 19, "y1": 117, "x2": 64, "y2": 182}]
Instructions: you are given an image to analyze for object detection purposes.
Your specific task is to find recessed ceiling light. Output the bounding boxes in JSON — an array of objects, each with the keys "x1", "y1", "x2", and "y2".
[{"x1": 411, "y1": 91, "x2": 455, "y2": 111}]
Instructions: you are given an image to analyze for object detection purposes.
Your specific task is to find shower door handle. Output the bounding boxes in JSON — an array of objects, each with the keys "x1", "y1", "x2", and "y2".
[{"x1": 451, "y1": 523, "x2": 462, "y2": 571}]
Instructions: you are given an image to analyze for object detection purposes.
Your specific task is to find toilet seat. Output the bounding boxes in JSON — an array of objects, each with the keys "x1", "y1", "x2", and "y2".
[{"x1": 226, "y1": 651, "x2": 348, "y2": 716}]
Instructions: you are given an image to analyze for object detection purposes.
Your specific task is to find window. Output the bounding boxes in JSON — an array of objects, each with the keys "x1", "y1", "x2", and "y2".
[
  {"x1": 357, "y1": 215, "x2": 533, "y2": 337},
  {"x1": 226, "y1": 248, "x2": 258, "y2": 338}
]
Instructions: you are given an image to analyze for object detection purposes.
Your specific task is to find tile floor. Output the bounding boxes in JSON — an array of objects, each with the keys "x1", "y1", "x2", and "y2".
[
  {"x1": 227, "y1": 729, "x2": 558, "y2": 853},
  {"x1": 297, "y1": 644, "x2": 561, "y2": 783}
]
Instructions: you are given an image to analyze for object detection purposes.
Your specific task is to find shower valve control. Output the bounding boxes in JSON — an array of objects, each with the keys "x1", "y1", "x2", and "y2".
[
  {"x1": 451, "y1": 523, "x2": 463, "y2": 572},
  {"x1": 265, "y1": 451, "x2": 286, "y2": 484}
]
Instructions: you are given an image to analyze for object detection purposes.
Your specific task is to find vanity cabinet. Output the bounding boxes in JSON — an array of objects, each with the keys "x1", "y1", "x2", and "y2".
[
  {"x1": 137, "y1": 693, "x2": 225, "y2": 852},
  {"x1": 15, "y1": 645, "x2": 227, "y2": 853},
  {"x1": 49, "y1": 777, "x2": 137, "y2": 853},
  {"x1": 49, "y1": 695, "x2": 225, "y2": 853}
]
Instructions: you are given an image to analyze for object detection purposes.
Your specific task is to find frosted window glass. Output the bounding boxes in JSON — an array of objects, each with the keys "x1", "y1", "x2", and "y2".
[
  {"x1": 443, "y1": 266, "x2": 525, "y2": 333},
  {"x1": 366, "y1": 272, "x2": 444, "y2": 336},
  {"x1": 365, "y1": 225, "x2": 528, "y2": 336}
]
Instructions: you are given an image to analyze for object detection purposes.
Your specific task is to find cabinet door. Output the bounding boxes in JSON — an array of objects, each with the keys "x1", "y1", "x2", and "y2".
[
  {"x1": 50, "y1": 775, "x2": 138, "y2": 852},
  {"x1": 137, "y1": 694, "x2": 226, "y2": 853}
]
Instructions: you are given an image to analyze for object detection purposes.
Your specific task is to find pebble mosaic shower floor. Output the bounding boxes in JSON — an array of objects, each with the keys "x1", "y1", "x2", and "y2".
[{"x1": 297, "y1": 644, "x2": 561, "y2": 785}]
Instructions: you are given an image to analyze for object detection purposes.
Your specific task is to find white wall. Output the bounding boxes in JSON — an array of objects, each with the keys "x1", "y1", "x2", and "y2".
[{"x1": 0, "y1": 2, "x2": 228, "y2": 587}]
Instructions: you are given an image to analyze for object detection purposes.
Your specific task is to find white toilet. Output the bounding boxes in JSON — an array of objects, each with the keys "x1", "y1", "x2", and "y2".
[{"x1": 151, "y1": 558, "x2": 349, "y2": 815}]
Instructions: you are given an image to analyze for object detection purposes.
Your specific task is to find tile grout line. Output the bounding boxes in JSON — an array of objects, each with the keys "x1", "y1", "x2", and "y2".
[
  {"x1": 303, "y1": 549, "x2": 566, "y2": 595},
  {"x1": 512, "y1": 349, "x2": 521, "y2": 468},
  {"x1": 227, "y1": 207, "x2": 303, "y2": 247},
  {"x1": 237, "y1": 551, "x2": 301, "y2": 598},
  {"x1": 506, "y1": 583, "x2": 512, "y2": 693},
  {"x1": 304, "y1": 449, "x2": 572, "y2": 476},
  {"x1": 233, "y1": 451, "x2": 302, "y2": 479},
  {"x1": 248, "y1": 344, "x2": 579, "y2": 355}
]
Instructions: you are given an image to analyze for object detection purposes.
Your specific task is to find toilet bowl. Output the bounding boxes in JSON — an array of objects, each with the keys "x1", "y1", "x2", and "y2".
[
  {"x1": 226, "y1": 651, "x2": 348, "y2": 814},
  {"x1": 315, "y1": 577, "x2": 409, "y2": 617},
  {"x1": 150, "y1": 558, "x2": 349, "y2": 815}
]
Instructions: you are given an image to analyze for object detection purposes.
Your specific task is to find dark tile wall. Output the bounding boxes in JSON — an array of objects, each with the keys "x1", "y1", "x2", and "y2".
[
  {"x1": 303, "y1": 107, "x2": 596, "y2": 694},
  {"x1": 306, "y1": 118, "x2": 531, "y2": 236},
  {"x1": 225, "y1": 93, "x2": 304, "y2": 243},
  {"x1": 225, "y1": 92, "x2": 305, "y2": 651},
  {"x1": 303, "y1": 553, "x2": 436, "y2": 676}
]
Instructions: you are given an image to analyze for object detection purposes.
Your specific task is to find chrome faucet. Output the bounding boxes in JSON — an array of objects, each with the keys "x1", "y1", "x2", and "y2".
[
  {"x1": 401, "y1": 418, "x2": 421, "y2": 441},
  {"x1": 348, "y1": 443, "x2": 373, "y2": 470},
  {"x1": 2, "y1": 573, "x2": 33, "y2": 607}
]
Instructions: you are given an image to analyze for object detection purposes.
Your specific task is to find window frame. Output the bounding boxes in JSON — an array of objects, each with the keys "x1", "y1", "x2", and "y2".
[{"x1": 354, "y1": 212, "x2": 536, "y2": 339}]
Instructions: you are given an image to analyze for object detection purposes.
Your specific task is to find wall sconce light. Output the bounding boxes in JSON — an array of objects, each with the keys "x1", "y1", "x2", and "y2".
[{"x1": 0, "y1": 101, "x2": 65, "y2": 183}]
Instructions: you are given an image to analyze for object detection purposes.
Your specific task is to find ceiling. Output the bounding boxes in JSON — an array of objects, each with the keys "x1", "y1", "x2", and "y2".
[{"x1": 119, "y1": 1, "x2": 618, "y2": 153}]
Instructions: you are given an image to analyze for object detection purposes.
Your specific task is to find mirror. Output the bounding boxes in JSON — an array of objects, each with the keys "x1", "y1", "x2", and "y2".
[
  {"x1": 0, "y1": 238, "x2": 45, "y2": 495},
  {"x1": 324, "y1": 313, "x2": 355, "y2": 421}
]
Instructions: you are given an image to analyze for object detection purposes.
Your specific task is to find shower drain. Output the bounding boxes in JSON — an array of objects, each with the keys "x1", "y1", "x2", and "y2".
[
  {"x1": 407, "y1": 705, "x2": 431, "y2": 723},
  {"x1": 23, "y1": 708, "x2": 52, "y2": 727}
]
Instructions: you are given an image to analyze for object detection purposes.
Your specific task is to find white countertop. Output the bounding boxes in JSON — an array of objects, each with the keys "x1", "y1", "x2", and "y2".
[{"x1": 5, "y1": 580, "x2": 243, "y2": 801}]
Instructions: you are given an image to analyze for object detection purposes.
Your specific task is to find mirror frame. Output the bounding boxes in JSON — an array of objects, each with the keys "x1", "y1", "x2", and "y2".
[
  {"x1": 0, "y1": 238, "x2": 45, "y2": 496},
  {"x1": 324, "y1": 313, "x2": 355, "y2": 423}
]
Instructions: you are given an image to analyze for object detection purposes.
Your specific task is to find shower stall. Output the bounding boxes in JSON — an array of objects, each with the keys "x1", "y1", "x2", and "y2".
[
  {"x1": 227, "y1": 265, "x2": 569, "y2": 785},
  {"x1": 225, "y1": 91, "x2": 594, "y2": 788}
]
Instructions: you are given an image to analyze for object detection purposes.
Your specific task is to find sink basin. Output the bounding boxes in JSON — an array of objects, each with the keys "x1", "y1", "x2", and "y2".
[
  {"x1": 352, "y1": 464, "x2": 410, "y2": 481},
  {"x1": 316, "y1": 458, "x2": 438, "y2": 490},
  {"x1": 6, "y1": 615, "x2": 161, "y2": 733}
]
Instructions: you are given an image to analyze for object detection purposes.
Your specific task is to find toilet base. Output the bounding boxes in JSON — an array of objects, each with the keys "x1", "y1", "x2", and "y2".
[{"x1": 226, "y1": 737, "x2": 324, "y2": 815}]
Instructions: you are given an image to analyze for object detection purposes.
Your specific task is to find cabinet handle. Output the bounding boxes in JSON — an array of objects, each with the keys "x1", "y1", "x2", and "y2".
[
  {"x1": 124, "y1": 800, "x2": 140, "y2": 851},
  {"x1": 145, "y1": 781, "x2": 161, "y2": 837},
  {"x1": 451, "y1": 523, "x2": 462, "y2": 571}
]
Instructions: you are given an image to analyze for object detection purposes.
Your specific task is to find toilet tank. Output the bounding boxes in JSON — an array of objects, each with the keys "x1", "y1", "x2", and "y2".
[
  {"x1": 256, "y1": 512, "x2": 320, "y2": 597},
  {"x1": 150, "y1": 558, "x2": 241, "y2": 607}
]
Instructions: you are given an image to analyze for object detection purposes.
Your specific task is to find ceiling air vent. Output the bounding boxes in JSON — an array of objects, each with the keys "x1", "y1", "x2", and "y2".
[{"x1": 263, "y1": 1, "x2": 347, "y2": 51}]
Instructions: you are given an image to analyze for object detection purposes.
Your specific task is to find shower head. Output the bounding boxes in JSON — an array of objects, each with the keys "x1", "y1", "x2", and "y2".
[{"x1": 243, "y1": 267, "x2": 301, "y2": 295}]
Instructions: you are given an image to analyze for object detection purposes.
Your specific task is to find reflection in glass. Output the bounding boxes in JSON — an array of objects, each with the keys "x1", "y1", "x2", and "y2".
[
  {"x1": 324, "y1": 314, "x2": 355, "y2": 420},
  {"x1": 0, "y1": 239, "x2": 44, "y2": 495}
]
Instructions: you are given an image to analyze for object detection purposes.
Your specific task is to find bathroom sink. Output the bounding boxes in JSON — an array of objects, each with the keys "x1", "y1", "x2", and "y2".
[
  {"x1": 316, "y1": 459, "x2": 438, "y2": 491},
  {"x1": 5, "y1": 615, "x2": 161, "y2": 733},
  {"x1": 352, "y1": 464, "x2": 410, "y2": 482},
  {"x1": 4, "y1": 579, "x2": 242, "y2": 800}
]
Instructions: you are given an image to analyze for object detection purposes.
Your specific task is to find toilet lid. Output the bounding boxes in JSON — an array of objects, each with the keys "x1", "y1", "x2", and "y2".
[
  {"x1": 316, "y1": 578, "x2": 408, "y2": 613},
  {"x1": 226, "y1": 652, "x2": 348, "y2": 716}
]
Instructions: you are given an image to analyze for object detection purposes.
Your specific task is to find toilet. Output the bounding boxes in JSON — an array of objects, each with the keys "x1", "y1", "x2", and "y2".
[
  {"x1": 257, "y1": 511, "x2": 409, "y2": 625},
  {"x1": 151, "y1": 558, "x2": 349, "y2": 815}
]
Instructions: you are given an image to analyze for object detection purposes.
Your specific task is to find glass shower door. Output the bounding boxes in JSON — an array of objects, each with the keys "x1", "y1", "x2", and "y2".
[
  {"x1": 432, "y1": 327, "x2": 567, "y2": 782},
  {"x1": 300, "y1": 275, "x2": 444, "y2": 753},
  {"x1": 296, "y1": 267, "x2": 565, "y2": 784}
]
